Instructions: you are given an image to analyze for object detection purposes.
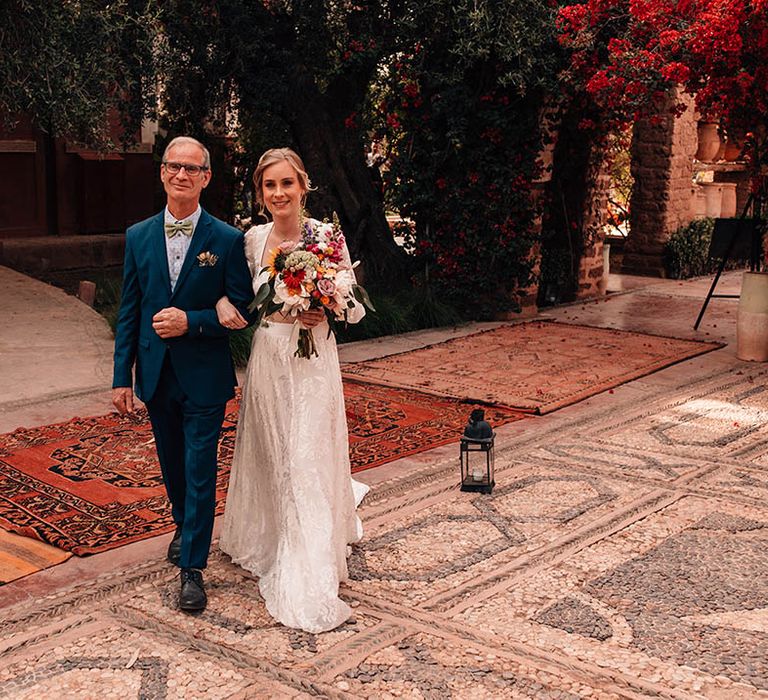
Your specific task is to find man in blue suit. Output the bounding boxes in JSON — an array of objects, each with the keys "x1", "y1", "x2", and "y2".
[{"x1": 112, "y1": 136, "x2": 254, "y2": 612}]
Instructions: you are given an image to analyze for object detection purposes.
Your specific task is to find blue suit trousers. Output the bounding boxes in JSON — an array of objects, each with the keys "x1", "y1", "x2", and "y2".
[{"x1": 146, "y1": 357, "x2": 226, "y2": 570}]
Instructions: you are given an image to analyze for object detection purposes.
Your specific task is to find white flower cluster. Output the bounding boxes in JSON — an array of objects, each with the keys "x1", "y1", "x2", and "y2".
[{"x1": 283, "y1": 250, "x2": 320, "y2": 278}]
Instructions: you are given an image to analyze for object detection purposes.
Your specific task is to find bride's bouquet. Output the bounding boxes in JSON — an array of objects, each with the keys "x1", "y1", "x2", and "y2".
[{"x1": 252, "y1": 214, "x2": 375, "y2": 359}]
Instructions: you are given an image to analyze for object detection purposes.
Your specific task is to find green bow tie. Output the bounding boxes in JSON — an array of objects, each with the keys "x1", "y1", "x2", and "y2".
[{"x1": 165, "y1": 220, "x2": 194, "y2": 238}]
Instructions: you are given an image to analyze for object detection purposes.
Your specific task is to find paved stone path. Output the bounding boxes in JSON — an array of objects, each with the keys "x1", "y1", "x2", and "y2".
[
  {"x1": 2, "y1": 270, "x2": 767, "y2": 698},
  {"x1": 0, "y1": 266, "x2": 114, "y2": 433}
]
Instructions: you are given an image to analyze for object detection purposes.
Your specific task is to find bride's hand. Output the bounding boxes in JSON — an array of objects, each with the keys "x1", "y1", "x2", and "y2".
[
  {"x1": 216, "y1": 296, "x2": 248, "y2": 330},
  {"x1": 299, "y1": 308, "x2": 325, "y2": 328}
]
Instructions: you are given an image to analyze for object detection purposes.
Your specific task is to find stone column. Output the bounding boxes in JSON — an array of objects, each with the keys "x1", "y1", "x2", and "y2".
[
  {"x1": 538, "y1": 100, "x2": 611, "y2": 302},
  {"x1": 575, "y1": 161, "x2": 611, "y2": 298},
  {"x1": 622, "y1": 89, "x2": 697, "y2": 276}
]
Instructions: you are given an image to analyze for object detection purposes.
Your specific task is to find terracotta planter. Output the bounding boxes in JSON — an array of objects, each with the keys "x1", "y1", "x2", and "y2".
[
  {"x1": 720, "y1": 183, "x2": 737, "y2": 218},
  {"x1": 737, "y1": 272, "x2": 768, "y2": 361},
  {"x1": 689, "y1": 185, "x2": 707, "y2": 219},
  {"x1": 700, "y1": 182, "x2": 723, "y2": 218},
  {"x1": 714, "y1": 139, "x2": 727, "y2": 162},
  {"x1": 724, "y1": 139, "x2": 743, "y2": 162},
  {"x1": 696, "y1": 122, "x2": 721, "y2": 162}
]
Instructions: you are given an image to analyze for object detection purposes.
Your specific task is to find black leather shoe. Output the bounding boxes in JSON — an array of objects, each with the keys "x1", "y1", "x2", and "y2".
[
  {"x1": 167, "y1": 526, "x2": 182, "y2": 566},
  {"x1": 179, "y1": 568, "x2": 207, "y2": 612}
]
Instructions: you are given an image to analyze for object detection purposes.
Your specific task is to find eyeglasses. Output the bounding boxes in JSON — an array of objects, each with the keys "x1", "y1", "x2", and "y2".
[{"x1": 163, "y1": 161, "x2": 209, "y2": 176}]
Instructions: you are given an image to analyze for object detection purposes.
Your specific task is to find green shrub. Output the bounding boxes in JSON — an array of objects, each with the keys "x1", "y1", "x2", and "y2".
[
  {"x1": 335, "y1": 283, "x2": 464, "y2": 345},
  {"x1": 229, "y1": 285, "x2": 466, "y2": 366},
  {"x1": 229, "y1": 327, "x2": 255, "y2": 367},
  {"x1": 664, "y1": 218, "x2": 715, "y2": 279}
]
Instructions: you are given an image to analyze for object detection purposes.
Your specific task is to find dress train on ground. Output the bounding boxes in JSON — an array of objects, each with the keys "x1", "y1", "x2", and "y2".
[{"x1": 220, "y1": 320, "x2": 367, "y2": 633}]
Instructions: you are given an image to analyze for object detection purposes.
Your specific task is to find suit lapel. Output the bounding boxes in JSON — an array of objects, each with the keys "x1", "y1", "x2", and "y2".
[
  {"x1": 170, "y1": 210, "x2": 213, "y2": 300},
  {"x1": 150, "y1": 212, "x2": 172, "y2": 297}
]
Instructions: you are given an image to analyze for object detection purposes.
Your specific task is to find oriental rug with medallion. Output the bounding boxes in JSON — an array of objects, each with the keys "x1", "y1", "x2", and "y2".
[
  {"x1": 342, "y1": 320, "x2": 724, "y2": 414},
  {"x1": 0, "y1": 384, "x2": 524, "y2": 555},
  {"x1": 343, "y1": 381, "x2": 522, "y2": 473}
]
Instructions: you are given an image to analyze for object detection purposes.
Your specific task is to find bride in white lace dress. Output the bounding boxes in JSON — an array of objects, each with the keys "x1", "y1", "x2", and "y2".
[{"x1": 215, "y1": 148, "x2": 368, "y2": 633}]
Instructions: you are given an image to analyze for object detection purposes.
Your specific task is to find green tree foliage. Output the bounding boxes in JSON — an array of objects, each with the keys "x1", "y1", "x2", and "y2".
[
  {"x1": 2, "y1": 0, "x2": 571, "y2": 315},
  {"x1": 0, "y1": 0, "x2": 158, "y2": 147},
  {"x1": 370, "y1": 0, "x2": 563, "y2": 315},
  {"x1": 154, "y1": 0, "x2": 409, "y2": 283},
  {"x1": 152, "y1": 0, "x2": 568, "y2": 305}
]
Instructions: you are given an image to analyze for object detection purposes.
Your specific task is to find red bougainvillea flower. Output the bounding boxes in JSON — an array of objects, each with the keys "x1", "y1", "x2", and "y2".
[{"x1": 558, "y1": 0, "x2": 768, "y2": 143}]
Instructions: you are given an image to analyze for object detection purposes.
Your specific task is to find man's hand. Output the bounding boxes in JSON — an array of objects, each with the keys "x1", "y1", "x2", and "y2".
[
  {"x1": 112, "y1": 387, "x2": 135, "y2": 415},
  {"x1": 152, "y1": 307, "x2": 189, "y2": 338}
]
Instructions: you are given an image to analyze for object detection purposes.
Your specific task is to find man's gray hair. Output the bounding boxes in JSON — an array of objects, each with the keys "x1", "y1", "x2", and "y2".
[{"x1": 162, "y1": 136, "x2": 211, "y2": 169}]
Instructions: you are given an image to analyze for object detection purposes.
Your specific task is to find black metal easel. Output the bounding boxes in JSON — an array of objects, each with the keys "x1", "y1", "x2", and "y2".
[{"x1": 693, "y1": 193, "x2": 763, "y2": 329}]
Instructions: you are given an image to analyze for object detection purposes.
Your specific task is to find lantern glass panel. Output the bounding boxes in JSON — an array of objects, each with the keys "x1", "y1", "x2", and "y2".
[{"x1": 459, "y1": 437, "x2": 495, "y2": 493}]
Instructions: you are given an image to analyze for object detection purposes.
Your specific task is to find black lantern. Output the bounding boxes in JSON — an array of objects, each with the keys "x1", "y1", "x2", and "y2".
[{"x1": 459, "y1": 408, "x2": 495, "y2": 494}]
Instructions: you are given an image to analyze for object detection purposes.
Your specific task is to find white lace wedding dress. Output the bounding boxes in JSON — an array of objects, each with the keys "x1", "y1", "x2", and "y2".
[{"x1": 220, "y1": 222, "x2": 369, "y2": 633}]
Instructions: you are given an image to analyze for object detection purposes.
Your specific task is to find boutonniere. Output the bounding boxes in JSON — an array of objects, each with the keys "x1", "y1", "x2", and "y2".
[{"x1": 197, "y1": 251, "x2": 219, "y2": 267}]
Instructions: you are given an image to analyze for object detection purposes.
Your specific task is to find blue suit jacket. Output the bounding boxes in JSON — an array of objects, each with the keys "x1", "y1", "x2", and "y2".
[{"x1": 112, "y1": 209, "x2": 255, "y2": 406}]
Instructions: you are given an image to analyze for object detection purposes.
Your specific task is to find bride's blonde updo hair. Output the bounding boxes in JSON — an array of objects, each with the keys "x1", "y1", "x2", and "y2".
[{"x1": 253, "y1": 147, "x2": 315, "y2": 217}]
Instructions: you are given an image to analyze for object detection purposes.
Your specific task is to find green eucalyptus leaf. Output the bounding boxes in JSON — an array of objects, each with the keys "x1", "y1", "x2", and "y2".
[
  {"x1": 352, "y1": 284, "x2": 376, "y2": 312},
  {"x1": 254, "y1": 281, "x2": 272, "y2": 306}
]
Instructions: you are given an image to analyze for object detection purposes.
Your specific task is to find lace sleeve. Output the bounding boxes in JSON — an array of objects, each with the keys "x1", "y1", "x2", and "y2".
[
  {"x1": 243, "y1": 226, "x2": 260, "y2": 278},
  {"x1": 245, "y1": 224, "x2": 271, "y2": 296}
]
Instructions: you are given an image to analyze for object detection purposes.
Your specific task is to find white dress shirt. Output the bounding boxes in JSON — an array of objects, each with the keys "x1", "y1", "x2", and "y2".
[{"x1": 164, "y1": 205, "x2": 202, "y2": 291}]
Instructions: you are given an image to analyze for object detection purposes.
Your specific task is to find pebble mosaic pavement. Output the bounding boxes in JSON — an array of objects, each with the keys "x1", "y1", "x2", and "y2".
[{"x1": 2, "y1": 364, "x2": 768, "y2": 699}]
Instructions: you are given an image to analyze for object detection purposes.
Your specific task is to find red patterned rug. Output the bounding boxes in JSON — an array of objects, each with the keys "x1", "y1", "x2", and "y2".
[
  {"x1": 344, "y1": 381, "x2": 522, "y2": 473},
  {"x1": 0, "y1": 398, "x2": 239, "y2": 556},
  {"x1": 342, "y1": 321, "x2": 724, "y2": 414},
  {"x1": 0, "y1": 385, "x2": 524, "y2": 555}
]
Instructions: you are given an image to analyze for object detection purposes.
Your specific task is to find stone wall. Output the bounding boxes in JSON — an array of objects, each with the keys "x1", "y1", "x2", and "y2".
[
  {"x1": 622, "y1": 90, "x2": 698, "y2": 276},
  {"x1": 538, "y1": 101, "x2": 611, "y2": 304}
]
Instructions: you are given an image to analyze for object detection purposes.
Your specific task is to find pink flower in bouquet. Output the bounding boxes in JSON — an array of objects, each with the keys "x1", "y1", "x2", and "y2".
[
  {"x1": 278, "y1": 239, "x2": 298, "y2": 254},
  {"x1": 317, "y1": 278, "x2": 336, "y2": 296}
]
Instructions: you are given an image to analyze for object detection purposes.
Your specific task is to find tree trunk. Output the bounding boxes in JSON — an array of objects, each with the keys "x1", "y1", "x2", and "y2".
[{"x1": 287, "y1": 76, "x2": 410, "y2": 285}]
